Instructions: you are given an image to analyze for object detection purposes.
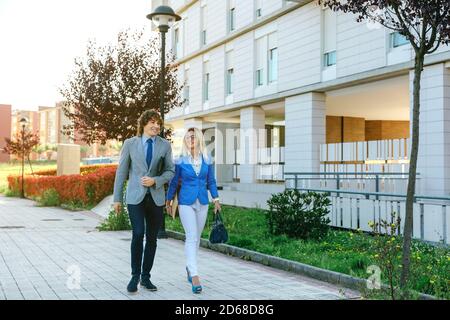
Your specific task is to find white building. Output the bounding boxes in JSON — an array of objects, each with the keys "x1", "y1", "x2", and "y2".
[{"x1": 151, "y1": 0, "x2": 450, "y2": 240}]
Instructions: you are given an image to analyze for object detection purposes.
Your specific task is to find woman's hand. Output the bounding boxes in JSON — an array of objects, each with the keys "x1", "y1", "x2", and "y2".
[
  {"x1": 165, "y1": 200, "x2": 173, "y2": 216},
  {"x1": 141, "y1": 176, "x2": 155, "y2": 187},
  {"x1": 214, "y1": 200, "x2": 221, "y2": 213}
]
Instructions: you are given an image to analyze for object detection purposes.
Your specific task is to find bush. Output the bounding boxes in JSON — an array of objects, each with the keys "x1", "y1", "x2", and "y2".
[
  {"x1": 97, "y1": 206, "x2": 131, "y2": 231},
  {"x1": 37, "y1": 188, "x2": 60, "y2": 207},
  {"x1": 4, "y1": 188, "x2": 20, "y2": 197},
  {"x1": 266, "y1": 190, "x2": 331, "y2": 240},
  {"x1": 7, "y1": 164, "x2": 117, "y2": 207}
]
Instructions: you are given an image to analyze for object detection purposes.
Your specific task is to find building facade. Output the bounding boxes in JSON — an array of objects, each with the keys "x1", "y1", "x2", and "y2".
[
  {"x1": 10, "y1": 109, "x2": 40, "y2": 161},
  {"x1": 155, "y1": 0, "x2": 450, "y2": 199},
  {"x1": 0, "y1": 104, "x2": 12, "y2": 162}
]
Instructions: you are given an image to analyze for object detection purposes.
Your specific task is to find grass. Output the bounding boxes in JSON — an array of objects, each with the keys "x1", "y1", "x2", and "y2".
[
  {"x1": 165, "y1": 204, "x2": 450, "y2": 299},
  {"x1": 0, "y1": 160, "x2": 57, "y2": 194}
]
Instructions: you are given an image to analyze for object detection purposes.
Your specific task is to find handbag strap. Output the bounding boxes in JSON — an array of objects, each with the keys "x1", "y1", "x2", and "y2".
[{"x1": 214, "y1": 210, "x2": 223, "y2": 223}]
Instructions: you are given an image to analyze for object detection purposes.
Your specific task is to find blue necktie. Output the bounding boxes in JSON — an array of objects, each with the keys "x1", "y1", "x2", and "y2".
[{"x1": 146, "y1": 138, "x2": 153, "y2": 169}]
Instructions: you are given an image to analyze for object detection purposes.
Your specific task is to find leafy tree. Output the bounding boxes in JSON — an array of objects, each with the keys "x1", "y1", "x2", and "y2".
[
  {"x1": 59, "y1": 29, "x2": 183, "y2": 145},
  {"x1": 2, "y1": 130, "x2": 40, "y2": 174},
  {"x1": 319, "y1": 0, "x2": 450, "y2": 291}
]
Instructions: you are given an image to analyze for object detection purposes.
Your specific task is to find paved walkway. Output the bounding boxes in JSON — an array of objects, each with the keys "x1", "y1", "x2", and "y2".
[{"x1": 0, "y1": 195, "x2": 360, "y2": 300}]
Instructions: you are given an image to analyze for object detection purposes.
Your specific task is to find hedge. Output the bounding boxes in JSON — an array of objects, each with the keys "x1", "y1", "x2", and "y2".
[{"x1": 7, "y1": 164, "x2": 118, "y2": 206}]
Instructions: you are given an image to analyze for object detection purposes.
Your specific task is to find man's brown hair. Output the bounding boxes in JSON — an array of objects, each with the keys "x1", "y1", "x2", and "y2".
[{"x1": 136, "y1": 110, "x2": 162, "y2": 136}]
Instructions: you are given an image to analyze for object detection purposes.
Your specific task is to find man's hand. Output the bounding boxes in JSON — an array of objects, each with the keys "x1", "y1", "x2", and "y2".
[
  {"x1": 113, "y1": 202, "x2": 122, "y2": 215},
  {"x1": 141, "y1": 176, "x2": 156, "y2": 187}
]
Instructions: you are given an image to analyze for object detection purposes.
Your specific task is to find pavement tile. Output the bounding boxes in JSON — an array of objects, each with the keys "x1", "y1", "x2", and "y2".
[{"x1": 0, "y1": 195, "x2": 359, "y2": 300}]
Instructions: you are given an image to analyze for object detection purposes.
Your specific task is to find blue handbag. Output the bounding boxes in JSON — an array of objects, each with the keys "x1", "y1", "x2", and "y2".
[{"x1": 209, "y1": 210, "x2": 228, "y2": 244}]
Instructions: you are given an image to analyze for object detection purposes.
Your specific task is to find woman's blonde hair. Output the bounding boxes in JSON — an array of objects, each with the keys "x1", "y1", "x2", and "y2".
[{"x1": 181, "y1": 127, "x2": 209, "y2": 161}]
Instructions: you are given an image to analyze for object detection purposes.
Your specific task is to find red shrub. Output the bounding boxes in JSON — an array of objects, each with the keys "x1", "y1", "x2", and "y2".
[{"x1": 7, "y1": 164, "x2": 118, "y2": 206}]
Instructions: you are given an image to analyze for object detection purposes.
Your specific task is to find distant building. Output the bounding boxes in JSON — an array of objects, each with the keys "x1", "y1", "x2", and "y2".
[
  {"x1": 39, "y1": 102, "x2": 119, "y2": 160},
  {"x1": 10, "y1": 108, "x2": 40, "y2": 161},
  {"x1": 0, "y1": 104, "x2": 12, "y2": 163}
]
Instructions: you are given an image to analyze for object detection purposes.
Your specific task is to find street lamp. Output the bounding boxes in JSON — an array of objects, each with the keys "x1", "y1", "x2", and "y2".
[
  {"x1": 19, "y1": 117, "x2": 28, "y2": 198},
  {"x1": 147, "y1": 5, "x2": 181, "y2": 239},
  {"x1": 147, "y1": 5, "x2": 181, "y2": 138}
]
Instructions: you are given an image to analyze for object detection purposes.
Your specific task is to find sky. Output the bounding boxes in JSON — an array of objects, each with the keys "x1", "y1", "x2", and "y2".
[{"x1": 0, "y1": 0, "x2": 155, "y2": 111}]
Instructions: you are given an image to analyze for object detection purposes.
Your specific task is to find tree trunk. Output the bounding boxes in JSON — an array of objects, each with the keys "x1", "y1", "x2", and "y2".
[
  {"x1": 27, "y1": 155, "x2": 34, "y2": 175},
  {"x1": 400, "y1": 53, "x2": 425, "y2": 291}
]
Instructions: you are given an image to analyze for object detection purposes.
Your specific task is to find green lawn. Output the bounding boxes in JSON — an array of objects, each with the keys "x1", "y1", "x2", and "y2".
[
  {"x1": 165, "y1": 204, "x2": 450, "y2": 299},
  {"x1": 0, "y1": 161, "x2": 57, "y2": 194}
]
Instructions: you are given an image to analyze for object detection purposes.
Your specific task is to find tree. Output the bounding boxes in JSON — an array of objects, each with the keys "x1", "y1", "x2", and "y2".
[
  {"x1": 32, "y1": 144, "x2": 46, "y2": 160},
  {"x1": 59, "y1": 29, "x2": 183, "y2": 145},
  {"x1": 319, "y1": 0, "x2": 450, "y2": 292},
  {"x1": 2, "y1": 130, "x2": 40, "y2": 174}
]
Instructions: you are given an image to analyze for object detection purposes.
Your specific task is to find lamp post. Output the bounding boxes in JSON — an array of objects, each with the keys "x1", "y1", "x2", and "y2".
[
  {"x1": 19, "y1": 117, "x2": 28, "y2": 198},
  {"x1": 147, "y1": 5, "x2": 181, "y2": 239}
]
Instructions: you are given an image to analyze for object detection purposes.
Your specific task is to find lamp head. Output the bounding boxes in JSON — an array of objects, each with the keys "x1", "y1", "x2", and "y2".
[
  {"x1": 19, "y1": 117, "x2": 28, "y2": 128},
  {"x1": 146, "y1": 5, "x2": 181, "y2": 31}
]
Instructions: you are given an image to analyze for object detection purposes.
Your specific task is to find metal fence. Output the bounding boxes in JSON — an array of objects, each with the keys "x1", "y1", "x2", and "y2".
[{"x1": 285, "y1": 172, "x2": 450, "y2": 245}]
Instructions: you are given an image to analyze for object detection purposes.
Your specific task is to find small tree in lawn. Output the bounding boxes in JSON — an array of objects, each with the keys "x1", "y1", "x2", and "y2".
[
  {"x1": 59, "y1": 28, "x2": 183, "y2": 145},
  {"x1": 319, "y1": 0, "x2": 450, "y2": 292},
  {"x1": 2, "y1": 131, "x2": 40, "y2": 174}
]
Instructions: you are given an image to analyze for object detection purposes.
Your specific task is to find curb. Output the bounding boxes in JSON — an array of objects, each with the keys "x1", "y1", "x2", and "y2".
[{"x1": 166, "y1": 230, "x2": 437, "y2": 300}]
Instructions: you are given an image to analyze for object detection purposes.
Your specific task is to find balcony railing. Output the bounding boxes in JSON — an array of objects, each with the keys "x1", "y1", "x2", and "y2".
[
  {"x1": 232, "y1": 147, "x2": 285, "y2": 182},
  {"x1": 320, "y1": 138, "x2": 410, "y2": 174}
]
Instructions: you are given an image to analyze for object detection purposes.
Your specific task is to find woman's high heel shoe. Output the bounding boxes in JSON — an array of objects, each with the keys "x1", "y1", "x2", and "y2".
[
  {"x1": 186, "y1": 267, "x2": 192, "y2": 283},
  {"x1": 192, "y1": 284, "x2": 202, "y2": 294}
]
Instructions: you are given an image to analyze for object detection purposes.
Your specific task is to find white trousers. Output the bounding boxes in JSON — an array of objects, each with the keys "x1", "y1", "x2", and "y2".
[{"x1": 178, "y1": 199, "x2": 209, "y2": 277}]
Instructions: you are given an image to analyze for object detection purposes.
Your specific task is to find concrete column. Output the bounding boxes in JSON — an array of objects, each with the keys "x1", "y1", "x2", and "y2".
[
  {"x1": 57, "y1": 144, "x2": 80, "y2": 176},
  {"x1": 284, "y1": 92, "x2": 326, "y2": 173},
  {"x1": 413, "y1": 63, "x2": 450, "y2": 195},
  {"x1": 239, "y1": 106, "x2": 266, "y2": 183}
]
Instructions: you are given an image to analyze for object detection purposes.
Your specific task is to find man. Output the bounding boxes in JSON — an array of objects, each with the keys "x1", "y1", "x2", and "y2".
[{"x1": 113, "y1": 110, "x2": 174, "y2": 294}]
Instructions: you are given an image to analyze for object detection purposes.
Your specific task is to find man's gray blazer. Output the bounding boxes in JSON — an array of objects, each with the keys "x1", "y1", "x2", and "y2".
[{"x1": 113, "y1": 135, "x2": 175, "y2": 206}]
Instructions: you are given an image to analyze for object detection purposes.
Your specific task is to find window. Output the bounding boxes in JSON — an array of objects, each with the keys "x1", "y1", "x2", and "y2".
[
  {"x1": 268, "y1": 48, "x2": 278, "y2": 82},
  {"x1": 323, "y1": 8, "x2": 337, "y2": 68},
  {"x1": 229, "y1": 0, "x2": 236, "y2": 32},
  {"x1": 255, "y1": 37, "x2": 265, "y2": 87},
  {"x1": 203, "y1": 62, "x2": 209, "y2": 102},
  {"x1": 174, "y1": 28, "x2": 180, "y2": 58},
  {"x1": 229, "y1": 8, "x2": 235, "y2": 31},
  {"x1": 227, "y1": 69, "x2": 234, "y2": 95},
  {"x1": 201, "y1": 5, "x2": 207, "y2": 46},
  {"x1": 268, "y1": 33, "x2": 278, "y2": 83},
  {"x1": 226, "y1": 50, "x2": 234, "y2": 95},
  {"x1": 256, "y1": 0, "x2": 262, "y2": 18},
  {"x1": 324, "y1": 51, "x2": 337, "y2": 67},
  {"x1": 391, "y1": 32, "x2": 409, "y2": 48},
  {"x1": 256, "y1": 69, "x2": 263, "y2": 86},
  {"x1": 255, "y1": 33, "x2": 277, "y2": 87}
]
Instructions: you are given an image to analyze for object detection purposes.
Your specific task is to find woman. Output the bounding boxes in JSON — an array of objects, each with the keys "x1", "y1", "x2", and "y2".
[{"x1": 166, "y1": 127, "x2": 221, "y2": 294}]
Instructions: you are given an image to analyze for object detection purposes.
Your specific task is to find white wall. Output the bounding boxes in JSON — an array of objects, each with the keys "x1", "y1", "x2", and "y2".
[
  {"x1": 262, "y1": 0, "x2": 283, "y2": 17},
  {"x1": 206, "y1": 0, "x2": 227, "y2": 43},
  {"x1": 187, "y1": 56, "x2": 203, "y2": 113},
  {"x1": 233, "y1": 32, "x2": 255, "y2": 102},
  {"x1": 184, "y1": 2, "x2": 200, "y2": 55},
  {"x1": 235, "y1": 0, "x2": 254, "y2": 31},
  {"x1": 208, "y1": 45, "x2": 225, "y2": 109},
  {"x1": 278, "y1": 1, "x2": 321, "y2": 92},
  {"x1": 336, "y1": 11, "x2": 386, "y2": 78}
]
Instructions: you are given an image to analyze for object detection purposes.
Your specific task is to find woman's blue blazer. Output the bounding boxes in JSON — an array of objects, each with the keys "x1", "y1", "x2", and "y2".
[{"x1": 166, "y1": 155, "x2": 219, "y2": 205}]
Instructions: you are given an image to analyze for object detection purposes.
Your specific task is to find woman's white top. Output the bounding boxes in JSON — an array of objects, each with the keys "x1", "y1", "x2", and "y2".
[{"x1": 188, "y1": 154, "x2": 202, "y2": 176}]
